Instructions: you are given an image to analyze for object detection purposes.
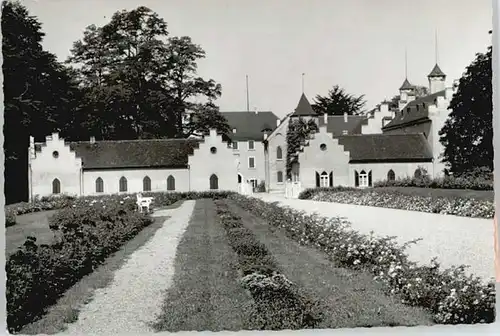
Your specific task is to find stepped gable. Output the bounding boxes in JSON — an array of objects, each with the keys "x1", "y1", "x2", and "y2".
[
  {"x1": 382, "y1": 90, "x2": 446, "y2": 131},
  {"x1": 336, "y1": 133, "x2": 433, "y2": 163}
]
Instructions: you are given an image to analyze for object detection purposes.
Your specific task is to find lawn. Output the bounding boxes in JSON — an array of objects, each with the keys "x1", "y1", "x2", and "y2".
[
  {"x1": 5, "y1": 210, "x2": 58, "y2": 256},
  {"x1": 152, "y1": 199, "x2": 433, "y2": 331}
]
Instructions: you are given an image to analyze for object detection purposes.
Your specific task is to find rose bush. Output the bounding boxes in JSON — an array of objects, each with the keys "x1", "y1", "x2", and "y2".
[
  {"x1": 306, "y1": 190, "x2": 494, "y2": 219},
  {"x1": 6, "y1": 196, "x2": 152, "y2": 333},
  {"x1": 229, "y1": 194, "x2": 495, "y2": 325}
]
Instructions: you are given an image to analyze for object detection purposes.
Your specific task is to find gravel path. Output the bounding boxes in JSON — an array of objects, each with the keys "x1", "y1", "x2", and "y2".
[
  {"x1": 254, "y1": 194, "x2": 495, "y2": 282},
  {"x1": 58, "y1": 201, "x2": 196, "y2": 335}
]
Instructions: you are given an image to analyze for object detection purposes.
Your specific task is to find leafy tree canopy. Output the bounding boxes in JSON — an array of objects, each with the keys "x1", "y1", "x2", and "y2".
[
  {"x1": 439, "y1": 45, "x2": 492, "y2": 174},
  {"x1": 312, "y1": 85, "x2": 366, "y2": 116}
]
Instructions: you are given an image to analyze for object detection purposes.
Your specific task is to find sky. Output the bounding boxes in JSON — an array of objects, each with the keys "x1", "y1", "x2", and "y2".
[{"x1": 22, "y1": 0, "x2": 493, "y2": 118}]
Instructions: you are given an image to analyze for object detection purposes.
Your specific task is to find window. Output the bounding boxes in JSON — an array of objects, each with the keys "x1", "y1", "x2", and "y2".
[
  {"x1": 210, "y1": 174, "x2": 219, "y2": 190},
  {"x1": 167, "y1": 175, "x2": 175, "y2": 191},
  {"x1": 52, "y1": 151, "x2": 59, "y2": 158},
  {"x1": 233, "y1": 141, "x2": 238, "y2": 150},
  {"x1": 248, "y1": 140, "x2": 255, "y2": 150},
  {"x1": 249, "y1": 178, "x2": 258, "y2": 189},
  {"x1": 277, "y1": 171, "x2": 284, "y2": 183},
  {"x1": 387, "y1": 169, "x2": 395, "y2": 181},
  {"x1": 95, "y1": 177, "x2": 104, "y2": 193},
  {"x1": 248, "y1": 156, "x2": 255, "y2": 168},
  {"x1": 237, "y1": 174, "x2": 242, "y2": 184},
  {"x1": 320, "y1": 171, "x2": 329, "y2": 187},
  {"x1": 119, "y1": 176, "x2": 128, "y2": 192},
  {"x1": 52, "y1": 178, "x2": 61, "y2": 194},
  {"x1": 276, "y1": 146, "x2": 283, "y2": 160},
  {"x1": 210, "y1": 146, "x2": 217, "y2": 154},
  {"x1": 320, "y1": 143, "x2": 327, "y2": 151},
  {"x1": 358, "y1": 170, "x2": 372, "y2": 187},
  {"x1": 143, "y1": 176, "x2": 151, "y2": 191},
  {"x1": 342, "y1": 130, "x2": 348, "y2": 135},
  {"x1": 232, "y1": 128, "x2": 237, "y2": 133}
]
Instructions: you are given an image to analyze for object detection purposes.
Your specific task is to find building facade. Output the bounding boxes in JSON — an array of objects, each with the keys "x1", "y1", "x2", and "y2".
[{"x1": 29, "y1": 62, "x2": 455, "y2": 199}]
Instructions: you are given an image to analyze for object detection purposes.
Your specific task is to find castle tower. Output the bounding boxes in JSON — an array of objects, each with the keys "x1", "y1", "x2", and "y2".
[
  {"x1": 290, "y1": 93, "x2": 319, "y2": 124},
  {"x1": 428, "y1": 63, "x2": 446, "y2": 94}
]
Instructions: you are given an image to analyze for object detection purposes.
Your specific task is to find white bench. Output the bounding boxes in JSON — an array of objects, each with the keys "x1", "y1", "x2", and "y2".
[{"x1": 136, "y1": 193, "x2": 154, "y2": 213}]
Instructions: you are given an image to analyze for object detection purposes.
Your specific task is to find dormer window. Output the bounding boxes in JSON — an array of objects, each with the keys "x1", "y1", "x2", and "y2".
[
  {"x1": 342, "y1": 130, "x2": 348, "y2": 135},
  {"x1": 416, "y1": 105, "x2": 420, "y2": 111}
]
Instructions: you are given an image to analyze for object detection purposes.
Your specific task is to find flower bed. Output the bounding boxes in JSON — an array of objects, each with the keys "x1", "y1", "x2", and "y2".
[
  {"x1": 214, "y1": 200, "x2": 324, "y2": 330},
  {"x1": 6, "y1": 197, "x2": 152, "y2": 333},
  {"x1": 5, "y1": 191, "x2": 237, "y2": 227},
  {"x1": 299, "y1": 188, "x2": 494, "y2": 219},
  {"x1": 229, "y1": 194, "x2": 495, "y2": 325}
]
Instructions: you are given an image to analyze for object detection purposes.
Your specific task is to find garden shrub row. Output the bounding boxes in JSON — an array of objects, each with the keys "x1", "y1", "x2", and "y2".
[
  {"x1": 214, "y1": 200, "x2": 324, "y2": 330},
  {"x1": 229, "y1": 194, "x2": 495, "y2": 325},
  {"x1": 6, "y1": 197, "x2": 153, "y2": 333},
  {"x1": 304, "y1": 189, "x2": 494, "y2": 219},
  {"x1": 374, "y1": 167, "x2": 493, "y2": 191},
  {"x1": 5, "y1": 191, "x2": 237, "y2": 227}
]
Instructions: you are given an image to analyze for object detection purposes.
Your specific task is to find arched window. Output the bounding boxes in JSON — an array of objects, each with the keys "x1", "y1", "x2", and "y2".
[
  {"x1": 143, "y1": 176, "x2": 151, "y2": 191},
  {"x1": 414, "y1": 168, "x2": 422, "y2": 179},
  {"x1": 119, "y1": 176, "x2": 128, "y2": 192},
  {"x1": 320, "y1": 171, "x2": 329, "y2": 187},
  {"x1": 167, "y1": 175, "x2": 176, "y2": 191},
  {"x1": 387, "y1": 169, "x2": 395, "y2": 181},
  {"x1": 359, "y1": 170, "x2": 368, "y2": 188},
  {"x1": 277, "y1": 171, "x2": 283, "y2": 183},
  {"x1": 95, "y1": 177, "x2": 104, "y2": 193},
  {"x1": 277, "y1": 146, "x2": 283, "y2": 160},
  {"x1": 52, "y1": 178, "x2": 61, "y2": 194},
  {"x1": 237, "y1": 174, "x2": 242, "y2": 184},
  {"x1": 210, "y1": 174, "x2": 219, "y2": 190}
]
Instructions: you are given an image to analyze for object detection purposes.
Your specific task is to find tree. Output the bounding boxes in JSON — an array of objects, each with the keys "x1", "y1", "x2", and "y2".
[
  {"x1": 67, "y1": 6, "x2": 227, "y2": 140},
  {"x1": 286, "y1": 117, "x2": 319, "y2": 178},
  {"x1": 312, "y1": 85, "x2": 366, "y2": 116},
  {"x1": 184, "y1": 102, "x2": 231, "y2": 138},
  {"x1": 439, "y1": 45, "x2": 492, "y2": 174},
  {"x1": 2, "y1": 0, "x2": 80, "y2": 203}
]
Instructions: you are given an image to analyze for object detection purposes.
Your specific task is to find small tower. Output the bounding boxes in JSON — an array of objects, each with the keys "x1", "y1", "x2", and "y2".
[
  {"x1": 290, "y1": 93, "x2": 318, "y2": 123},
  {"x1": 427, "y1": 64, "x2": 446, "y2": 94}
]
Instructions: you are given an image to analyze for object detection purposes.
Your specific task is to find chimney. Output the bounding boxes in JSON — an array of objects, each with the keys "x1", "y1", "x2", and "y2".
[
  {"x1": 344, "y1": 112, "x2": 348, "y2": 123},
  {"x1": 263, "y1": 133, "x2": 268, "y2": 141},
  {"x1": 254, "y1": 107, "x2": 258, "y2": 114},
  {"x1": 90, "y1": 136, "x2": 96, "y2": 144},
  {"x1": 323, "y1": 113, "x2": 328, "y2": 124},
  {"x1": 276, "y1": 119, "x2": 281, "y2": 127}
]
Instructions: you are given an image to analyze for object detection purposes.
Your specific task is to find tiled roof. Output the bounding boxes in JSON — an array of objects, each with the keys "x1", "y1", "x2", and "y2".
[
  {"x1": 336, "y1": 134, "x2": 433, "y2": 163},
  {"x1": 428, "y1": 64, "x2": 446, "y2": 77},
  {"x1": 317, "y1": 115, "x2": 367, "y2": 135},
  {"x1": 399, "y1": 78, "x2": 414, "y2": 90},
  {"x1": 382, "y1": 90, "x2": 446, "y2": 131},
  {"x1": 220, "y1": 111, "x2": 279, "y2": 141},
  {"x1": 36, "y1": 139, "x2": 201, "y2": 169},
  {"x1": 291, "y1": 93, "x2": 317, "y2": 117}
]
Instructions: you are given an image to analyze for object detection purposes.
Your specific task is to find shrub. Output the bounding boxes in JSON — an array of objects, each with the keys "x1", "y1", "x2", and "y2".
[
  {"x1": 214, "y1": 200, "x2": 324, "y2": 329},
  {"x1": 298, "y1": 186, "x2": 356, "y2": 200},
  {"x1": 374, "y1": 166, "x2": 493, "y2": 191},
  {"x1": 229, "y1": 194, "x2": 495, "y2": 325},
  {"x1": 256, "y1": 181, "x2": 266, "y2": 193},
  {"x1": 309, "y1": 190, "x2": 494, "y2": 219},
  {"x1": 6, "y1": 197, "x2": 152, "y2": 333},
  {"x1": 6, "y1": 208, "x2": 16, "y2": 227}
]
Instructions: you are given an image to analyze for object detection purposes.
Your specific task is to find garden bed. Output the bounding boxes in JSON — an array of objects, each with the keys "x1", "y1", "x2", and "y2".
[
  {"x1": 229, "y1": 194, "x2": 496, "y2": 325},
  {"x1": 298, "y1": 187, "x2": 494, "y2": 219}
]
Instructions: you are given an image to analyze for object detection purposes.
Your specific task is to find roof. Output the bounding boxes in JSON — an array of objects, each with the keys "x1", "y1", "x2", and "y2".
[
  {"x1": 336, "y1": 133, "x2": 433, "y2": 163},
  {"x1": 399, "y1": 78, "x2": 414, "y2": 91},
  {"x1": 291, "y1": 93, "x2": 317, "y2": 117},
  {"x1": 317, "y1": 115, "x2": 367, "y2": 135},
  {"x1": 36, "y1": 139, "x2": 201, "y2": 169},
  {"x1": 382, "y1": 89, "x2": 446, "y2": 131},
  {"x1": 428, "y1": 64, "x2": 446, "y2": 78},
  {"x1": 220, "y1": 111, "x2": 279, "y2": 141}
]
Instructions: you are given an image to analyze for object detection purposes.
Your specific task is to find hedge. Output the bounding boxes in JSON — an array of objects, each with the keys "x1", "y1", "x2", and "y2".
[{"x1": 229, "y1": 194, "x2": 495, "y2": 325}]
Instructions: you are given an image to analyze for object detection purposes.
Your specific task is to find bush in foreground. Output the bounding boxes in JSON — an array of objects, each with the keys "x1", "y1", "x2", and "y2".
[
  {"x1": 214, "y1": 201, "x2": 324, "y2": 330},
  {"x1": 6, "y1": 197, "x2": 152, "y2": 333},
  {"x1": 229, "y1": 194, "x2": 495, "y2": 325}
]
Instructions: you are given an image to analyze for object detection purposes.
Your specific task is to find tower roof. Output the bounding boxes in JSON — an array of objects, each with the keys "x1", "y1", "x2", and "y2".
[
  {"x1": 292, "y1": 93, "x2": 317, "y2": 117},
  {"x1": 428, "y1": 64, "x2": 446, "y2": 78},
  {"x1": 399, "y1": 78, "x2": 414, "y2": 91}
]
